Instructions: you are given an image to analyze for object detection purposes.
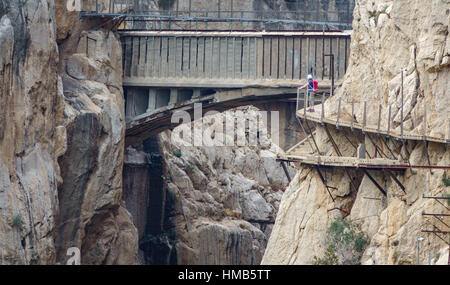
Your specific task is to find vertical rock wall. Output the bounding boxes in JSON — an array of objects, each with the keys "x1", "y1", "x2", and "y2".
[
  {"x1": 262, "y1": 0, "x2": 450, "y2": 265},
  {"x1": 124, "y1": 106, "x2": 295, "y2": 264},
  {"x1": 56, "y1": 28, "x2": 139, "y2": 264},
  {"x1": 0, "y1": 0, "x2": 139, "y2": 264},
  {"x1": 0, "y1": 0, "x2": 63, "y2": 264}
]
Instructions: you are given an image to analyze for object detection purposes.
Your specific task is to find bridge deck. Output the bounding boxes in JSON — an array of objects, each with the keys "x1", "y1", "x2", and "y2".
[
  {"x1": 279, "y1": 153, "x2": 450, "y2": 170},
  {"x1": 296, "y1": 98, "x2": 449, "y2": 144}
]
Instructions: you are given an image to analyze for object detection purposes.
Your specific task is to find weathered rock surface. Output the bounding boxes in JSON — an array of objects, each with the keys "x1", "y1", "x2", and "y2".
[
  {"x1": 263, "y1": 0, "x2": 450, "y2": 265},
  {"x1": 0, "y1": 0, "x2": 138, "y2": 264},
  {"x1": 56, "y1": 29, "x2": 138, "y2": 265},
  {"x1": 0, "y1": 0, "x2": 63, "y2": 264},
  {"x1": 124, "y1": 106, "x2": 295, "y2": 264}
]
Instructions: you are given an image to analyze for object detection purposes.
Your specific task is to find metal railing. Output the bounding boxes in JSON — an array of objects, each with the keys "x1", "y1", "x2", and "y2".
[{"x1": 80, "y1": 1, "x2": 355, "y2": 31}]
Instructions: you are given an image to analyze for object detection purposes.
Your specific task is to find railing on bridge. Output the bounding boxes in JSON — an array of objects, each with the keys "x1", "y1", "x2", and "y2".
[{"x1": 79, "y1": 0, "x2": 355, "y2": 31}]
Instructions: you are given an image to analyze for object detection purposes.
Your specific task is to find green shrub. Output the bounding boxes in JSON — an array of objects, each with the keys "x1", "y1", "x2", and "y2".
[
  {"x1": 443, "y1": 178, "x2": 450, "y2": 187},
  {"x1": 185, "y1": 164, "x2": 194, "y2": 173},
  {"x1": 11, "y1": 214, "x2": 25, "y2": 230},
  {"x1": 313, "y1": 244, "x2": 338, "y2": 265},
  {"x1": 434, "y1": 252, "x2": 441, "y2": 263},
  {"x1": 173, "y1": 151, "x2": 182, "y2": 158},
  {"x1": 314, "y1": 216, "x2": 370, "y2": 265},
  {"x1": 442, "y1": 192, "x2": 450, "y2": 207}
]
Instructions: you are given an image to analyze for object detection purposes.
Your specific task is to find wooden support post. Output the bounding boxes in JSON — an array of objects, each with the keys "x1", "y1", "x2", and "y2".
[
  {"x1": 362, "y1": 169, "x2": 387, "y2": 196},
  {"x1": 423, "y1": 100, "x2": 427, "y2": 140},
  {"x1": 315, "y1": 166, "x2": 335, "y2": 202},
  {"x1": 280, "y1": 161, "x2": 292, "y2": 183},
  {"x1": 321, "y1": 93, "x2": 325, "y2": 124},
  {"x1": 304, "y1": 90, "x2": 307, "y2": 118},
  {"x1": 169, "y1": 88, "x2": 178, "y2": 105},
  {"x1": 363, "y1": 101, "x2": 367, "y2": 132},
  {"x1": 387, "y1": 104, "x2": 391, "y2": 136},
  {"x1": 383, "y1": 169, "x2": 406, "y2": 193},
  {"x1": 336, "y1": 97, "x2": 341, "y2": 128},
  {"x1": 146, "y1": 89, "x2": 156, "y2": 113},
  {"x1": 192, "y1": 89, "x2": 200, "y2": 99},
  {"x1": 351, "y1": 99, "x2": 354, "y2": 130},
  {"x1": 377, "y1": 104, "x2": 382, "y2": 133},
  {"x1": 400, "y1": 69, "x2": 404, "y2": 139}
]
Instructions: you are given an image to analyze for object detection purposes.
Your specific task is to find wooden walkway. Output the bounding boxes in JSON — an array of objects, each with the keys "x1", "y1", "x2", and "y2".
[{"x1": 295, "y1": 95, "x2": 449, "y2": 144}]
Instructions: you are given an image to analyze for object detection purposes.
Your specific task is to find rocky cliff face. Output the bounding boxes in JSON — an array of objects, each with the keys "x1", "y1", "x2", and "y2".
[
  {"x1": 56, "y1": 29, "x2": 138, "y2": 265},
  {"x1": 0, "y1": 0, "x2": 138, "y2": 264},
  {"x1": 124, "y1": 107, "x2": 295, "y2": 264},
  {"x1": 0, "y1": 0, "x2": 63, "y2": 264},
  {"x1": 262, "y1": 0, "x2": 449, "y2": 265}
]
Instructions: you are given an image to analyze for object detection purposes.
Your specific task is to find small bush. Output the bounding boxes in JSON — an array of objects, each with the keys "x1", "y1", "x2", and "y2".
[
  {"x1": 442, "y1": 192, "x2": 450, "y2": 207},
  {"x1": 185, "y1": 164, "x2": 194, "y2": 173},
  {"x1": 434, "y1": 252, "x2": 441, "y2": 263},
  {"x1": 314, "y1": 216, "x2": 370, "y2": 265},
  {"x1": 443, "y1": 178, "x2": 450, "y2": 187},
  {"x1": 173, "y1": 151, "x2": 182, "y2": 158},
  {"x1": 313, "y1": 244, "x2": 338, "y2": 265},
  {"x1": 11, "y1": 214, "x2": 25, "y2": 230}
]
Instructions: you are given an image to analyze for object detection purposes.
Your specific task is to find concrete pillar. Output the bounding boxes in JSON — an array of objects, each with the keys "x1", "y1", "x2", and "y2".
[
  {"x1": 125, "y1": 89, "x2": 135, "y2": 121},
  {"x1": 169, "y1": 88, "x2": 178, "y2": 105},
  {"x1": 146, "y1": 89, "x2": 156, "y2": 113},
  {"x1": 192, "y1": 89, "x2": 201, "y2": 99}
]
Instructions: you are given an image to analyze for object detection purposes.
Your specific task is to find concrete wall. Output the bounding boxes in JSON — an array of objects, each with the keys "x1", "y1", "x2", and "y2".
[{"x1": 122, "y1": 33, "x2": 350, "y2": 87}]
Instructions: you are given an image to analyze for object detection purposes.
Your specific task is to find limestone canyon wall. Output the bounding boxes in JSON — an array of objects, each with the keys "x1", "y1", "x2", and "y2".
[
  {"x1": 124, "y1": 107, "x2": 295, "y2": 264},
  {"x1": 0, "y1": 0, "x2": 138, "y2": 264},
  {"x1": 263, "y1": 0, "x2": 449, "y2": 265}
]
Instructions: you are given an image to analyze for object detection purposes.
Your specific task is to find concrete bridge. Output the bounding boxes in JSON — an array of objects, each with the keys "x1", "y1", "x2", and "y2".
[{"x1": 122, "y1": 30, "x2": 351, "y2": 146}]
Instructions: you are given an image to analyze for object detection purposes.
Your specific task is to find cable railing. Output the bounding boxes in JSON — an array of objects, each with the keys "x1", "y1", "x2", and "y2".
[{"x1": 80, "y1": 1, "x2": 354, "y2": 31}]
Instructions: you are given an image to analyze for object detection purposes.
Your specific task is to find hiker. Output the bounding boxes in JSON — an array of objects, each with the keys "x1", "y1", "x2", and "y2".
[{"x1": 298, "y1": 74, "x2": 318, "y2": 112}]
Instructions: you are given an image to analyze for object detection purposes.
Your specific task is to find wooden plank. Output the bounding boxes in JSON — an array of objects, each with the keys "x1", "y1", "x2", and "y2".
[
  {"x1": 234, "y1": 37, "x2": 242, "y2": 79},
  {"x1": 279, "y1": 37, "x2": 286, "y2": 79},
  {"x1": 131, "y1": 37, "x2": 139, "y2": 77},
  {"x1": 182, "y1": 37, "x2": 190, "y2": 78},
  {"x1": 301, "y1": 37, "x2": 309, "y2": 79},
  {"x1": 286, "y1": 37, "x2": 293, "y2": 80},
  {"x1": 331, "y1": 37, "x2": 339, "y2": 80},
  {"x1": 144, "y1": 37, "x2": 152, "y2": 78},
  {"x1": 153, "y1": 36, "x2": 161, "y2": 78},
  {"x1": 198, "y1": 37, "x2": 205, "y2": 77},
  {"x1": 271, "y1": 37, "x2": 278, "y2": 79},
  {"x1": 338, "y1": 37, "x2": 345, "y2": 79},
  {"x1": 323, "y1": 37, "x2": 331, "y2": 80},
  {"x1": 228, "y1": 37, "x2": 234, "y2": 78},
  {"x1": 263, "y1": 37, "x2": 271, "y2": 78},
  {"x1": 124, "y1": 36, "x2": 132, "y2": 77},
  {"x1": 256, "y1": 37, "x2": 263, "y2": 79},
  {"x1": 345, "y1": 37, "x2": 350, "y2": 73},
  {"x1": 175, "y1": 37, "x2": 183, "y2": 78},
  {"x1": 213, "y1": 37, "x2": 220, "y2": 78},
  {"x1": 315, "y1": 37, "x2": 325, "y2": 80},
  {"x1": 241, "y1": 37, "x2": 249, "y2": 79},
  {"x1": 206, "y1": 37, "x2": 213, "y2": 78},
  {"x1": 160, "y1": 37, "x2": 168, "y2": 78},
  {"x1": 293, "y1": 37, "x2": 301, "y2": 80},
  {"x1": 168, "y1": 37, "x2": 176, "y2": 78},
  {"x1": 189, "y1": 37, "x2": 197, "y2": 78},
  {"x1": 220, "y1": 37, "x2": 227, "y2": 78},
  {"x1": 138, "y1": 36, "x2": 146, "y2": 77}
]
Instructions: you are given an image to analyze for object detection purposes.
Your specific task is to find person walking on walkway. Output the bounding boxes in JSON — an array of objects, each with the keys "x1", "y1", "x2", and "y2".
[{"x1": 298, "y1": 74, "x2": 317, "y2": 112}]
